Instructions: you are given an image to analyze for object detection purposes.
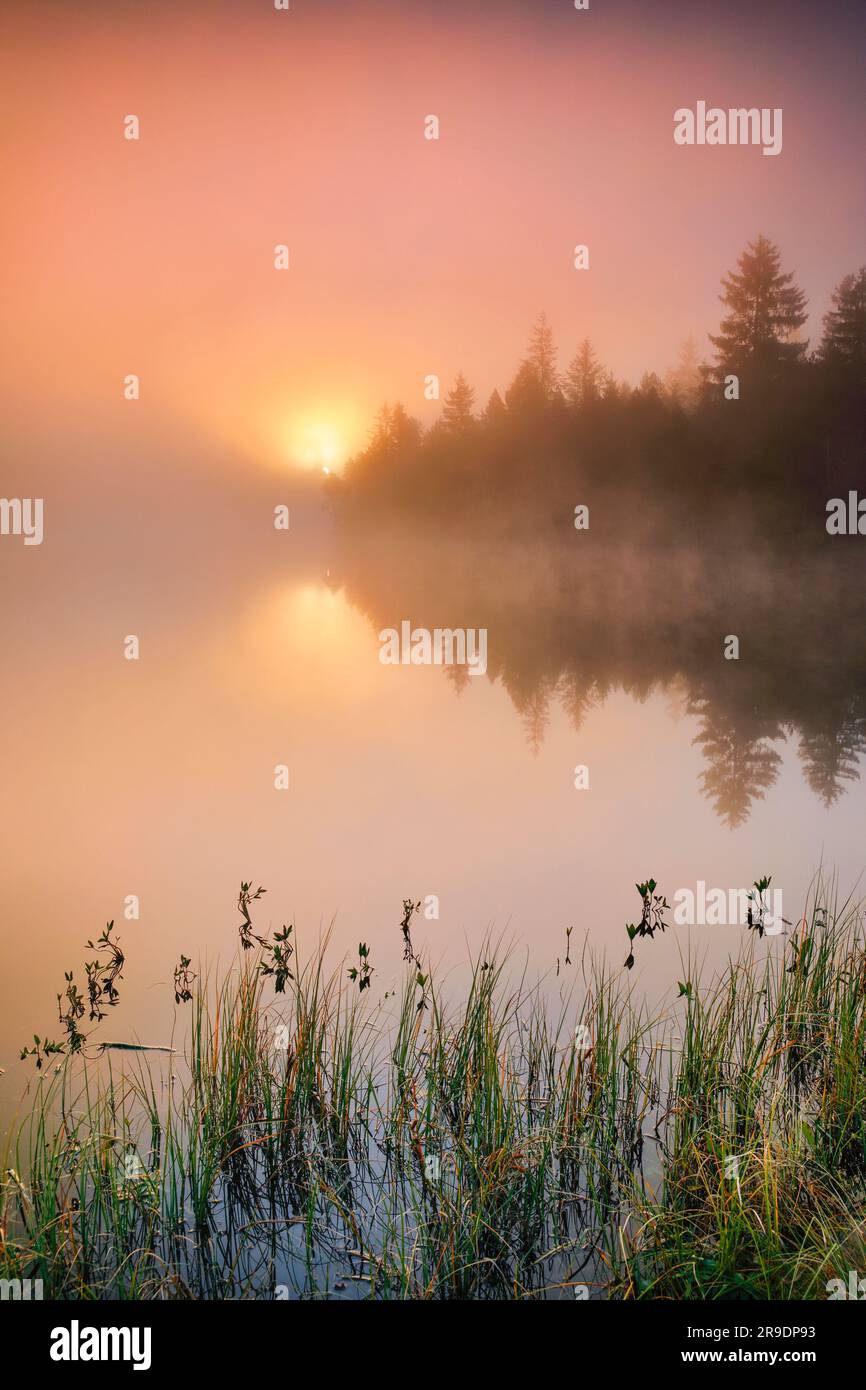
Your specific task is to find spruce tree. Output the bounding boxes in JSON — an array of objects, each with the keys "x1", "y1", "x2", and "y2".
[
  {"x1": 819, "y1": 267, "x2": 866, "y2": 372},
  {"x1": 523, "y1": 311, "x2": 559, "y2": 397},
  {"x1": 441, "y1": 372, "x2": 476, "y2": 430},
  {"x1": 565, "y1": 339, "x2": 604, "y2": 406},
  {"x1": 708, "y1": 236, "x2": 807, "y2": 383}
]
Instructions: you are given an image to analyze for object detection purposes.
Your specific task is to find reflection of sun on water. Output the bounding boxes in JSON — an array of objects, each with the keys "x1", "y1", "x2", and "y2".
[
  {"x1": 223, "y1": 584, "x2": 384, "y2": 710},
  {"x1": 286, "y1": 583, "x2": 348, "y2": 638}
]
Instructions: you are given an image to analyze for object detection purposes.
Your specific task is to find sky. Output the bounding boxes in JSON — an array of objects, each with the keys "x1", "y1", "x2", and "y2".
[{"x1": 2, "y1": 0, "x2": 866, "y2": 472}]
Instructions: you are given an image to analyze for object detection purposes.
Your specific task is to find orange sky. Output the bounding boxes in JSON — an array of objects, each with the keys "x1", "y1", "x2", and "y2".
[{"x1": 2, "y1": 0, "x2": 865, "y2": 474}]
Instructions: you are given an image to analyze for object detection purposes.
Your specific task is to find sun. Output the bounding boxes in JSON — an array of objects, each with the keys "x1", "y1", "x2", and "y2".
[{"x1": 289, "y1": 420, "x2": 345, "y2": 473}]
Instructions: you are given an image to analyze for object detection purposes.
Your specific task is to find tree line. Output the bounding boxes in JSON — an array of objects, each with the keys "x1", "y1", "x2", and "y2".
[{"x1": 337, "y1": 237, "x2": 866, "y2": 543}]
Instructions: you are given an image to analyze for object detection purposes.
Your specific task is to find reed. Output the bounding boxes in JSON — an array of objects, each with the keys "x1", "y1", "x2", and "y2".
[{"x1": 2, "y1": 878, "x2": 865, "y2": 1300}]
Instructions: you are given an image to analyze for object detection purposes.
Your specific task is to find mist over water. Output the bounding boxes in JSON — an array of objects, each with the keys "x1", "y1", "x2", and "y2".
[{"x1": 3, "y1": 465, "x2": 865, "y2": 1099}]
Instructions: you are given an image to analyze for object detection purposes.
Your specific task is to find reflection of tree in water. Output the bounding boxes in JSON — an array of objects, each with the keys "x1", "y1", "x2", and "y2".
[
  {"x1": 517, "y1": 684, "x2": 555, "y2": 755},
  {"x1": 445, "y1": 663, "x2": 471, "y2": 696},
  {"x1": 329, "y1": 238, "x2": 866, "y2": 822},
  {"x1": 688, "y1": 698, "x2": 784, "y2": 828},
  {"x1": 557, "y1": 673, "x2": 601, "y2": 735},
  {"x1": 333, "y1": 528, "x2": 866, "y2": 827},
  {"x1": 798, "y1": 701, "x2": 866, "y2": 807}
]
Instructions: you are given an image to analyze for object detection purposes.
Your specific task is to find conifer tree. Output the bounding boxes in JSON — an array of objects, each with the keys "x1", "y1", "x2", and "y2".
[
  {"x1": 708, "y1": 236, "x2": 807, "y2": 382},
  {"x1": 819, "y1": 267, "x2": 866, "y2": 372},
  {"x1": 523, "y1": 311, "x2": 559, "y2": 397},
  {"x1": 565, "y1": 339, "x2": 604, "y2": 406},
  {"x1": 441, "y1": 372, "x2": 476, "y2": 430}
]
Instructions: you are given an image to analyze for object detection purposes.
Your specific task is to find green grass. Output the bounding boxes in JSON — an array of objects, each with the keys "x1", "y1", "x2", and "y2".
[{"x1": 2, "y1": 880, "x2": 866, "y2": 1299}]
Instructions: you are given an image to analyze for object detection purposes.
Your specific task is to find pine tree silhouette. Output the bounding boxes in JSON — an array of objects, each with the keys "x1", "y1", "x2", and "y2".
[
  {"x1": 523, "y1": 311, "x2": 560, "y2": 398},
  {"x1": 819, "y1": 268, "x2": 866, "y2": 374},
  {"x1": 442, "y1": 372, "x2": 476, "y2": 430},
  {"x1": 707, "y1": 236, "x2": 807, "y2": 384},
  {"x1": 565, "y1": 339, "x2": 604, "y2": 407}
]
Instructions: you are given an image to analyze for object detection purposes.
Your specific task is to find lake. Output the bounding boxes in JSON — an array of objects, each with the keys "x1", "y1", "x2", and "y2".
[{"x1": 2, "y1": 463, "x2": 864, "y2": 1093}]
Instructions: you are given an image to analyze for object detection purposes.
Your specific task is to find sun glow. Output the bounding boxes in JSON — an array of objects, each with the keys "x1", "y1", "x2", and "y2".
[{"x1": 288, "y1": 419, "x2": 346, "y2": 472}]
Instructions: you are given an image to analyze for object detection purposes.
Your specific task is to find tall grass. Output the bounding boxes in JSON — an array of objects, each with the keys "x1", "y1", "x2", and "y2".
[{"x1": 2, "y1": 881, "x2": 866, "y2": 1299}]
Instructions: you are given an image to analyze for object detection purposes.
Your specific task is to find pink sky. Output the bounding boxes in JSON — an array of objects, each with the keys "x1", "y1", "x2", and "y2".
[{"x1": 2, "y1": 0, "x2": 865, "y2": 469}]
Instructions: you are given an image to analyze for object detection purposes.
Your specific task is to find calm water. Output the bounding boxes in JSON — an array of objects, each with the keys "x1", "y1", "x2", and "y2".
[{"x1": 2, "y1": 463, "x2": 865, "y2": 1100}]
